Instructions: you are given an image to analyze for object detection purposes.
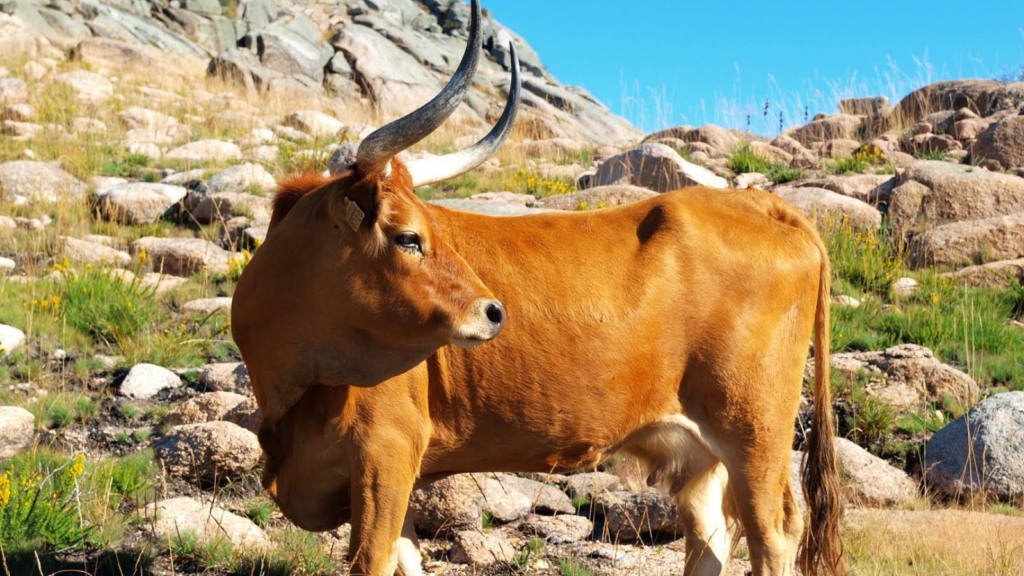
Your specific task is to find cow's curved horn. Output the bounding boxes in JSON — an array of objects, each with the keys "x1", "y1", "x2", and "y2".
[
  {"x1": 355, "y1": 0, "x2": 482, "y2": 178},
  {"x1": 407, "y1": 44, "x2": 521, "y2": 188}
]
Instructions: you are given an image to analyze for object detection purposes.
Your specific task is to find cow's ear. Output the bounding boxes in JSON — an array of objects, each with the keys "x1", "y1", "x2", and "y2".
[{"x1": 331, "y1": 177, "x2": 380, "y2": 232}]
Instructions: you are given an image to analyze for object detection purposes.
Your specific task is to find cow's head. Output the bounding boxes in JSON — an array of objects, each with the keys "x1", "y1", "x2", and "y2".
[{"x1": 232, "y1": 0, "x2": 519, "y2": 402}]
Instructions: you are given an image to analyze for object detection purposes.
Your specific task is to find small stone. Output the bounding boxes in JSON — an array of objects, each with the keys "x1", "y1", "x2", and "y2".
[
  {"x1": 834, "y1": 294, "x2": 861, "y2": 308},
  {"x1": 163, "y1": 391, "x2": 249, "y2": 427},
  {"x1": 0, "y1": 406, "x2": 35, "y2": 458},
  {"x1": 152, "y1": 421, "x2": 262, "y2": 484},
  {"x1": 197, "y1": 362, "x2": 251, "y2": 394},
  {"x1": 449, "y1": 530, "x2": 515, "y2": 565},
  {"x1": 0, "y1": 324, "x2": 26, "y2": 356},
  {"x1": 892, "y1": 277, "x2": 919, "y2": 295},
  {"x1": 165, "y1": 140, "x2": 242, "y2": 162},
  {"x1": 519, "y1": 514, "x2": 593, "y2": 544},
  {"x1": 181, "y1": 297, "x2": 233, "y2": 315},
  {"x1": 142, "y1": 496, "x2": 268, "y2": 550},
  {"x1": 119, "y1": 363, "x2": 182, "y2": 399}
]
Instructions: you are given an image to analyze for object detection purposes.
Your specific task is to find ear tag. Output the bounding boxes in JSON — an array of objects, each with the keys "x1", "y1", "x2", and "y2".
[{"x1": 343, "y1": 197, "x2": 365, "y2": 232}]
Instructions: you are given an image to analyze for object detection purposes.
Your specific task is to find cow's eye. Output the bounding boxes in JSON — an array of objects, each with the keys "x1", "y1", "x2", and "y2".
[{"x1": 395, "y1": 232, "x2": 422, "y2": 254}]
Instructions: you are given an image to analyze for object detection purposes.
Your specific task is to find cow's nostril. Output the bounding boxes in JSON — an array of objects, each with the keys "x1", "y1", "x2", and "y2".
[{"x1": 485, "y1": 302, "x2": 504, "y2": 325}]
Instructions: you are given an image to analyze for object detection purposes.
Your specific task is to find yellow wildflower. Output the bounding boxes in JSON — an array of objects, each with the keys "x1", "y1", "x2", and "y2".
[
  {"x1": 70, "y1": 453, "x2": 85, "y2": 478},
  {"x1": 0, "y1": 472, "x2": 10, "y2": 506}
]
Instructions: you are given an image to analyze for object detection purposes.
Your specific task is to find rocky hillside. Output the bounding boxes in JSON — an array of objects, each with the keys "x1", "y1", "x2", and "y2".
[
  {"x1": 1, "y1": 1, "x2": 1024, "y2": 574},
  {"x1": 1, "y1": 0, "x2": 639, "y2": 144}
]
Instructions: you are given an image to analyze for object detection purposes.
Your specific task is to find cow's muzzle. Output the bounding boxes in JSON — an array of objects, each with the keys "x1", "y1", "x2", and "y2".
[{"x1": 452, "y1": 298, "x2": 505, "y2": 347}]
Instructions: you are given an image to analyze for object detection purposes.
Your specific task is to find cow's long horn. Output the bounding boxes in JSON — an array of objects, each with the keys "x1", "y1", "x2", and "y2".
[
  {"x1": 355, "y1": 0, "x2": 482, "y2": 178},
  {"x1": 407, "y1": 44, "x2": 521, "y2": 188}
]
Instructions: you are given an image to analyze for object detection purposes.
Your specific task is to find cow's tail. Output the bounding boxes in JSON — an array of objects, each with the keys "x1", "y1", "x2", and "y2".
[{"x1": 798, "y1": 232, "x2": 846, "y2": 576}]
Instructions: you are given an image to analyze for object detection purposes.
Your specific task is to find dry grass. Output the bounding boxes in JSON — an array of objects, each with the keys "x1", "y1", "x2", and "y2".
[{"x1": 844, "y1": 508, "x2": 1024, "y2": 575}]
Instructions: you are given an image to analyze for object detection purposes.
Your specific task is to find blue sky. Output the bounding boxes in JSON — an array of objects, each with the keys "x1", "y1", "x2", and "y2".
[{"x1": 484, "y1": 1, "x2": 1024, "y2": 133}]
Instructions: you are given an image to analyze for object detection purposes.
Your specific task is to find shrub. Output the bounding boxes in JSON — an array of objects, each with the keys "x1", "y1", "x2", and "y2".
[
  {"x1": 830, "y1": 155, "x2": 870, "y2": 175},
  {"x1": 57, "y1": 262, "x2": 162, "y2": 345},
  {"x1": 726, "y1": 145, "x2": 772, "y2": 174},
  {"x1": 0, "y1": 451, "x2": 95, "y2": 554},
  {"x1": 824, "y1": 222, "x2": 904, "y2": 295}
]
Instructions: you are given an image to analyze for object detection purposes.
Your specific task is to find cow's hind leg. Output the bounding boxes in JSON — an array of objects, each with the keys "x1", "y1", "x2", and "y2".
[
  {"x1": 725, "y1": 443, "x2": 803, "y2": 576},
  {"x1": 675, "y1": 460, "x2": 741, "y2": 576}
]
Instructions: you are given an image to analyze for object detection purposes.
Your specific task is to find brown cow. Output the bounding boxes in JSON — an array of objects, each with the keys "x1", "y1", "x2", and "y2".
[{"x1": 231, "y1": 2, "x2": 845, "y2": 575}]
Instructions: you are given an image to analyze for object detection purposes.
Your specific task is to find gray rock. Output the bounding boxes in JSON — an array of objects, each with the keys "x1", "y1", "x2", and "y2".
[
  {"x1": 789, "y1": 114, "x2": 864, "y2": 145},
  {"x1": 334, "y1": 24, "x2": 441, "y2": 117},
  {"x1": 519, "y1": 514, "x2": 593, "y2": 544},
  {"x1": 891, "y1": 277, "x2": 919, "y2": 295},
  {"x1": 592, "y1": 143, "x2": 728, "y2": 192},
  {"x1": 835, "y1": 437, "x2": 916, "y2": 506},
  {"x1": 1, "y1": 103, "x2": 34, "y2": 122},
  {"x1": 490, "y1": 473, "x2": 574, "y2": 516},
  {"x1": 970, "y1": 114, "x2": 1024, "y2": 172},
  {"x1": 223, "y1": 397, "x2": 260, "y2": 432},
  {"x1": 593, "y1": 489, "x2": 684, "y2": 541},
  {"x1": 0, "y1": 324, "x2": 27, "y2": 356},
  {"x1": 153, "y1": 421, "x2": 261, "y2": 484},
  {"x1": 1, "y1": 120, "x2": 42, "y2": 138},
  {"x1": 0, "y1": 406, "x2": 34, "y2": 458},
  {"x1": 141, "y1": 496, "x2": 268, "y2": 550},
  {"x1": 60, "y1": 236, "x2": 131, "y2": 267},
  {"x1": 0, "y1": 160, "x2": 87, "y2": 204},
  {"x1": 206, "y1": 163, "x2": 277, "y2": 195},
  {"x1": 478, "y1": 475, "x2": 532, "y2": 522},
  {"x1": 257, "y1": 16, "x2": 333, "y2": 82},
  {"x1": 825, "y1": 344, "x2": 979, "y2": 410},
  {"x1": 429, "y1": 198, "x2": 555, "y2": 217},
  {"x1": 327, "y1": 141, "x2": 358, "y2": 174},
  {"x1": 119, "y1": 363, "x2": 182, "y2": 399},
  {"x1": 165, "y1": 139, "x2": 242, "y2": 162},
  {"x1": 409, "y1": 474, "x2": 483, "y2": 536},
  {"x1": 117, "y1": 106, "x2": 179, "y2": 131},
  {"x1": 182, "y1": 191, "x2": 272, "y2": 224},
  {"x1": 71, "y1": 37, "x2": 159, "y2": 70},
  {"x1": 538, "y1": 185, "x2": 656, "y2": 211},
  {"x1": 0, "y1": 78, "x2": 28, "y2": 103},
  {"x1": 0, "y1": 13, "x2": 39, "y2": 57},
  {"x1": 71, "y1": 117, "x2": 107, "y2": 134},
  {"x1": 909, "y1": 213, "x2": 1024, "y2": 269},
  {"x1": 942, "y1": 258, "x2": 1024, "y2": 289},
  {"x1": 889, "y1": 161, "x2": 1024, "y2": 241},
  {"x1": 130, "y1": 237, "x2": 238, "y2": 277},
  {"x1": 284, "y1": 110, "x2": 345, "y2": 139},
  {"x1": 163, "y1": 391, "x2": 249, "y2": 427},
  {"x1": 197, "y1": 362, "x2": 251, "y2": 394},
  {"x1": 796, "y1": 174, "x2": 896, "y2": 205},
  {"x1": 449, "y1": 530, "x2": 515, "y2": 565},
  {"x1": 644, "y1": 124, "x2": 740, "y2": 157},
  {"x1": 775, "y1": 185, "x2": 881, "y2": 230},
  {"x1": 563, "y1": 472, "x2": 622, "y2": 503},
  {"x1": 53, "y1": 70, "x2": 113, "y2": 102},
  {"x1": 93, "y1": 182, "x2": 187, "y2": 224},
  {"x1": 180, "y1": 297, "x2": 232, "y2": 314},
  {"x1": 925, "y1": 391, "x2": 1024, "y2": 501}
]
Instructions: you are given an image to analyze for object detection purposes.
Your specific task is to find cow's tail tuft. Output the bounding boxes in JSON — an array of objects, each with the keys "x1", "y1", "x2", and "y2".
[{"x1": 798, "y1": 233, "x2": 846, "y2": 576}]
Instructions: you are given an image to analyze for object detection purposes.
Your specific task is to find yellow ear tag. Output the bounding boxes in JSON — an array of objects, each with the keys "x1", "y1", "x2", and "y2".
[{"x1": 343, "y1": 197, "x2": 365, "y2": 232}]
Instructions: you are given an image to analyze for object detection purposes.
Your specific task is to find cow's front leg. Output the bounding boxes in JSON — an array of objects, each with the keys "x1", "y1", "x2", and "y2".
[
  {"x1": 347, "y1": 436, "x2": 424, "y2": 576},
  {"x1": 396, "y1": 508, "x2": 424, "y2": 576}
]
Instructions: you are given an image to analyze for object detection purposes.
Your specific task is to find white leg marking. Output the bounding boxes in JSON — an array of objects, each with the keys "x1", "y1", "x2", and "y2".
[{"x1": 394, "y1": 509, "x2": 423, "y2": 576}]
